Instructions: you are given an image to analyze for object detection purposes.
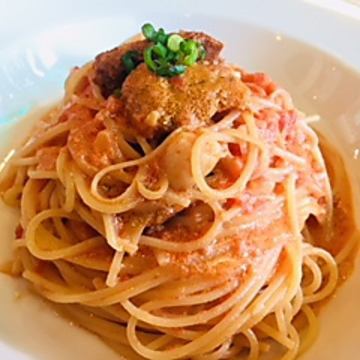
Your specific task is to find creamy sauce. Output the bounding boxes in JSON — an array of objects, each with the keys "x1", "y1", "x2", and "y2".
[
  {"x1": 0, "y1": 104, "x2": 359, "y2": 360},
  {"x1": 311, "y1": 139, "x2": 360, "y2": 283},
  {"x1": 1, "y1": 107, "x2": 359, "y2": 290}
]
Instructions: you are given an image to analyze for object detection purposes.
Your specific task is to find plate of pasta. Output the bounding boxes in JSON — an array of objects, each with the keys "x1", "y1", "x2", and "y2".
[{"x1": 0, "y1": 1, "x2": 360, "y2": 360}]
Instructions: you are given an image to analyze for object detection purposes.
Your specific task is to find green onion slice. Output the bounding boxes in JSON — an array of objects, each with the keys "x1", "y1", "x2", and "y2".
[
  {"x1": 167, "y1": 34, "x2": 184, "y2": 52},
  {"x1": 142, "y1": 23, "x2": 156, "y2": 40},
  {"x1": 122, "y1": 51, "x2": 141, "y2": 74},
  {"x1": 152, "y1": 43, "x2": 168, "y2": 58},
  {"x1": 140, "y1": 23, "x2": 207, "y2": 78},
  {"x1": 144, "y1": 47, "x2": 157, "y2": 71}
]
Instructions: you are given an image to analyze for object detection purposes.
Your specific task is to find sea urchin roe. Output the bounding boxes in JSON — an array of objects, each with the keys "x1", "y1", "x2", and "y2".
[
  {"x1": 92, "y1": 29, "x2": 223, "y2": 98},
  {"x1": 121, "y1": 63, "x2": 249, "y2": 139}
]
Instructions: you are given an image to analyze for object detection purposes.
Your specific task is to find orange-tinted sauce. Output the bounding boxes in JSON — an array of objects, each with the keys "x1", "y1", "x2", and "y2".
[{"x1": 309, "y1": 139, "x2": 360, "y2": 284}]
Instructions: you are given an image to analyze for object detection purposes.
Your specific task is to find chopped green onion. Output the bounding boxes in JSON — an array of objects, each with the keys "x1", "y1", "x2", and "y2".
[
  {"x1": 122, "y1": 51, "x2": 141, "y2": 74},
  {"x1": 155, "y1": 28, "x2": 169, "y2": 45},
  {"x1": 123, "y1": 56, "x2": 135, "y2": 73},
  {"x1": 156, "y1": 66, "x2": 170, "y2": 77},
  {"x1": 144, "y1": 47, "x2": 157, "y2": 71},
  {"x1": 157, "y1": 64, "x2": 187, "y2": 77},
  {"x1": 152, "y1": 43, "x2": 168, "y2": 58},
  {"x1": 167, "y1": 34, "x2": 183, "y2": 52},
  {"x1": 142, "y1": 23, "x2": 156, "y2": 40},
  {"x1": 183, "y1": 46, "x2": 199, "y2": 66},
  {"x1": 168, "y1": 64, "x2": 187, "y2": 76},
  {"x1": 140, "y1": 23, "x2": 206, "y2": 78},
  {"x1": 180, "y1": 39, "x2": 197, "y2": 55},
  {"x1": 165, "y1": 51, "x2": 177, "y2": 62}
]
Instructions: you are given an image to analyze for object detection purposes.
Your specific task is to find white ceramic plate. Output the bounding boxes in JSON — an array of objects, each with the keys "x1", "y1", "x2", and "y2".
[{"x1": 0, "y1": 1, "x2": 360, "y2": 359}]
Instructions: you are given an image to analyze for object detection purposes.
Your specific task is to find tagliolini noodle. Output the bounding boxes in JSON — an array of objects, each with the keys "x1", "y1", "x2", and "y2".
[{"x1": 0, "y1": 25, "x2": 359, "y2": 360}]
